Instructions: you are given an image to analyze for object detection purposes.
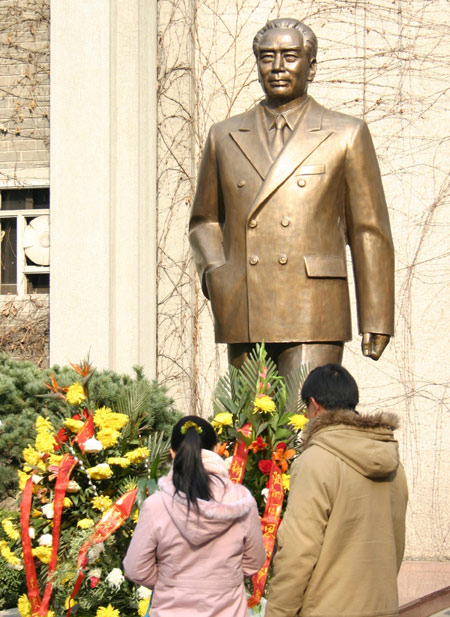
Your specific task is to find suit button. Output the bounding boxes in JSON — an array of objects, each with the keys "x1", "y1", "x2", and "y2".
[
  {"x1": 278, "y1": 254, "x2": 288, "y2": 265},
  {"x1": 249, "y1": 255, "x2": 259, "y2": 265},
  {"x1": 280, "y1": 217, "x2": 290, "y2": 227},
  {"x1": 297, "y1": 178, "x2": 306, "y2": 187},
  {"x1": 237, "y1": 179, "x2": 246, "y2": 187},
  {"x1": 249, "y1": 219, "x2": 257, "y2": 228}
]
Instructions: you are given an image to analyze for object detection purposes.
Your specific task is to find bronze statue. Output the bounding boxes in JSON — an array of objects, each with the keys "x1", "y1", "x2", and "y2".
[{"x1": 189, "y1": 18, "x2": 394, "y2": 375}]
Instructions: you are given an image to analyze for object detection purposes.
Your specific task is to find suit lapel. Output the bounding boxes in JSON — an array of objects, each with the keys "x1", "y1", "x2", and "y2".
[
  {"x1": 248, "y1": 98, "x2": 333, "y2": 219},
  {"x1": 229, "y1": 104, "x2": 273, "y2": 180}
]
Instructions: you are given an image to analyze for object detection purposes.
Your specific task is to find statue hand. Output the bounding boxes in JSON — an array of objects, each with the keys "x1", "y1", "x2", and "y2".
[{"x1": 361, "y1": 333, "x2": 390, "y2": 360}]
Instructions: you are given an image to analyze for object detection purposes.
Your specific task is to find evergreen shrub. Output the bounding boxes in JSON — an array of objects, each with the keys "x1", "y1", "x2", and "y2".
[{"x1": 0, "y1": 354, "x2": 181, "y2": 497}]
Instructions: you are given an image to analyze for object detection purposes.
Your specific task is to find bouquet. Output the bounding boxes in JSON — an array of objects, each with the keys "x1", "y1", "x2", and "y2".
[
  {"x1": 211, "y1": 343, "x2": 309, "y2": 608},
  {"x1": 1, "y1": 361, "x2": 172, "y2": 617}
]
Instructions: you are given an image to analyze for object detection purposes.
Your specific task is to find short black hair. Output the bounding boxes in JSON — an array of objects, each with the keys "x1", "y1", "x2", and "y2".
[
  {"x1": 301, "y1": 364, "x2": 359, "y2": 411},
  {"x1": 253, "y1": 18, "x2": 318, "y2": 62}
]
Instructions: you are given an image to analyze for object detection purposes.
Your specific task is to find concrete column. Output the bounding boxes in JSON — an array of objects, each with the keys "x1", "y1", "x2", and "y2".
[{"x1": 50, "y1": 0, "x2": 157, "y2": 376}]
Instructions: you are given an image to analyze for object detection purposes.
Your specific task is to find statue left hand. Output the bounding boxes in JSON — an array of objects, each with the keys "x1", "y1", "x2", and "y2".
[{"x1": 361, "y1": 333, "x2": 390, "y2": 360}]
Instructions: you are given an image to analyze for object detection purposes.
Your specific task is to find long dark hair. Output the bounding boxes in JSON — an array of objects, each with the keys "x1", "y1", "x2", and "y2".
[{"x1": 171, "y1": 415, "x2": 218, "y2": 512}]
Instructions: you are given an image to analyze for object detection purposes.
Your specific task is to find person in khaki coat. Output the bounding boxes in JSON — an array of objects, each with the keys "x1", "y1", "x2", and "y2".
[
  {"x1": 266, "y1": 364, "x2": 408, "y2": 617},
  {"x1": 189, "y1": 18, "x2": 394, "y2": 373}
]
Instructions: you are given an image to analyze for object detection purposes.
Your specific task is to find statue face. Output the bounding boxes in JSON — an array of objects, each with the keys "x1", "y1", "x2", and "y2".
[{"x1": 257, "y1": 28, "x2": 315, "y2": 105}]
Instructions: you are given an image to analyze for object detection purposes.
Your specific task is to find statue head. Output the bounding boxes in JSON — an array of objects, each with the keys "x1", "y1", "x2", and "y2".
[{"x1": 253, "y1": 18, "x2": 318, "y2": 106}]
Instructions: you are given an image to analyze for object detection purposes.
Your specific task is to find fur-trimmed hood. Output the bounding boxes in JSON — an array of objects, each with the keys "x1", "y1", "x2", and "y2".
[
  {"x1": 158, "y1": 458, "x2": 255, "y2": 546},
  {"x1": 302, "y1": 409, "x2": 401, "y2": 479}
]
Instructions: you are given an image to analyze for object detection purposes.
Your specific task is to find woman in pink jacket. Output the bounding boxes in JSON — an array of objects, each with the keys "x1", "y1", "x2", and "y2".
[{"x1": 123, "y1": 415, "x2": 266, "y2": 616}]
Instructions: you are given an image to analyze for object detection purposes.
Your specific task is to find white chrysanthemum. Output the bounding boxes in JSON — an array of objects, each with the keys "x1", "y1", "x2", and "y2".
[
  {"x1": 38, "y1": 533, "x2": 53, "y2": 546},
  {"x1": 66, "y1": 480, "x2": 81, "y2": 493},
  {"x1": 83, "y1": 437, "x2": 103, "y2": 453},
  {"x1": 87, "y1": 541, "x2": 104, "y2": 564},
  {"x1": 261, "y1": 488, "x2": 269, "y2": 503},
  {"x1": 32, "y1": 474, "x2": 43, "y2": 484},
  {"x1": 106, "y1": 567, "x2": 125, "y2": 590},
  {"x1": 41, "y1": 503, "x2": 54, "y2": 519},
  {"x1": 28, "y1": 527, "x2": 35, "y2": 539},
  {"x1": 137, "y1": 586, "x2": 152, "y2": 600}
]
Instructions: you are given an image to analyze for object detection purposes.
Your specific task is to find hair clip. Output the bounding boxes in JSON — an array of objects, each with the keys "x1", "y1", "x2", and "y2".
[{"x1": 180, "y1": 420, "x2": 203, "y2": 435}]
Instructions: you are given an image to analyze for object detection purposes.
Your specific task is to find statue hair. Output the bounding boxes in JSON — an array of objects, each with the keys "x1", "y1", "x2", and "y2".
[{"x1": 253, "y1": 18, "x2": 318, "y2": 62}]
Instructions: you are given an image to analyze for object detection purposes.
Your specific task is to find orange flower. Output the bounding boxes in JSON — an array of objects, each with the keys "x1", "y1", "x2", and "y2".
[
  {"x1": 249, "y1": 436, "x2": 268, "y2": 454},
  {"x1": 70, "y1": 360, "x2": 92, "y2": 378},
  {"x1": 217, "y1": 442, "x2": 230, "y2": 458},
  {"x1": 272, "y1": 442, "x2": 296, "y2": 473}
]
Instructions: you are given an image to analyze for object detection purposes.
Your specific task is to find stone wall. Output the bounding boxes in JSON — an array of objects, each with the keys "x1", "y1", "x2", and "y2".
[{"x1": 157, "y1": 0, "x2": 450, "y2": 560}]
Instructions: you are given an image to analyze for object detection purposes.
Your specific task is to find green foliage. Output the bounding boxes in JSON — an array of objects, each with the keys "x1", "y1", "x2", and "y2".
[{"x1": 0, "y1": 354, "x2": 181, "y2": 497}]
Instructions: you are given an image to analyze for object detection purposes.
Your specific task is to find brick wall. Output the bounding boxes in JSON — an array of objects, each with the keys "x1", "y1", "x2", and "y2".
[{"x1": 0, "y1": 0, "x2": 49, "y2": 184}]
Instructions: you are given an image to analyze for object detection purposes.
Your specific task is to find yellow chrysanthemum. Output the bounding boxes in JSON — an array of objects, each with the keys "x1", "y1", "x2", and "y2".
[
  {"x1": 96, "y1": 427, "x2": 121, "y2": 449},
  {"x1": 93, "y1": 406, "x2": 113, "y2": 426},
  {"x1": 88, "y1": 464, "x2": 113, "y2": 480},
  {"x1": 2, "y1": 518, "x2": 20, "y2": 541},
  {"x1": 32, "y1": 509, "x2": 42, "y2": 518},
  {"x1": 64, "y1": 598, "x2": 77, "y2": 610},
  {"x1": 124, "y1": 447, "x2": 149, "y2": 464},
  {"x1": 18, "y1": 470, "x2": 30, "y2": 490},
  {"x1": 91, "y1": 495, "x2": 113, "y2": 511},
  {"x1": 96, "y1": 604, "x2": 120, "y2": 617},
  {"x1": 282, "y1": 473, "x2": 290, "y2": 491},
  {"x1": 0, "y1": 541, "x2": 21, "y2": 567},
  {"x1": 288, "y1": 414, "x2": 309, "y2": 431},
  {"x1": 35, "y1": 431, "x2": 57, "y2": 454},
  {"x1": 77, "y1": 518, "x2": 95, "y2": 529},
  {"x1": 66, "y1": 382, "x2": 86, "y2": 405},
  {"x1": 107, "y1": 413, "x2": 129, "y2": 431},
  {"x1": 17, "y1": 594, "x2": 31, "y2": 617},
  {"x1": 63, "y1": 418, "x2": 85, "y2": 433},
  {"x1": 32, "y1": 546, "x2": 52, "y2": 564},
  {"x1": 211, "y1": 412, "x2": 233, "y2": 435},
  {"x1": 36, "y1": 416, "x2": 53, "y2": 433},
  {"x1": 132, "y1": 509, "x2": 139, "y2": 523},
  {"x1": 47, "y1": 453, "x2": 64, "y2": 466},
  {"x1": 253, "y1": 395, "x2": 276, "y2": 415},
  {"x1": 107, "y1": 457, "x2": 130, "y2": 468},
  {"x1": 23, "y1": 445, "x2": 42, "y2": 467},
  {"x1": 138, "y1": 598, "x2": 152, "y2": 617},
  {"x1": 63, "y1": 497, "x2": 72, "y2": 508}
]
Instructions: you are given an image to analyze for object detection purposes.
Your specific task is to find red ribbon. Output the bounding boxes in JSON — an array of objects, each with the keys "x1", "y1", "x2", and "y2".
[
  {"x1": 248, "y1": 462, "x2": 284, "y2": 607},
  {"x1": 228, "y1": 423, "x2": 252, "y2": 484},
  {"x1": 20, "y1": 478, "x2": 42, "y2": 615},
  {"x1": 67, "y1": 488, "x2": 137, "y2": 617},
  {"x1": 21, "y1": 454, "x2": 77, "y2": 617}
]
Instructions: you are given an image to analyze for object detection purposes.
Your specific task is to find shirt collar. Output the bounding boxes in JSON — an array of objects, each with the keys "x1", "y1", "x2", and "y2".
[{"x1": 262, "y1": 94, "x2": 309, "y2": 132}]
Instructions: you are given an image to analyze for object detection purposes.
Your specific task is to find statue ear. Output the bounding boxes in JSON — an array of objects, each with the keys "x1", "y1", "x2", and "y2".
[{"x1": 308, "y1": 59, "x2": 317, "y2": 82}]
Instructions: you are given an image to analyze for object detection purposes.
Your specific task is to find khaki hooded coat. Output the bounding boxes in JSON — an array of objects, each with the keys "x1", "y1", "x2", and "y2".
[{"x1": 265, "y1": 410, "x2": 408, "y2": 617}]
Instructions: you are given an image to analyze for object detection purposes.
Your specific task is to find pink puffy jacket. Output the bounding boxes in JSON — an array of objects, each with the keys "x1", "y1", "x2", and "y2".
[{"x1": 123, "y1": 454, "x2": 266, "y2": 617}]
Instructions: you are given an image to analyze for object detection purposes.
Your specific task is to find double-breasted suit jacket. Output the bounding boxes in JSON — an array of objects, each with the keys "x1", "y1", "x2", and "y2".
[{"x1": 189, "y1": 96, "x2": 394, "y2": 344}]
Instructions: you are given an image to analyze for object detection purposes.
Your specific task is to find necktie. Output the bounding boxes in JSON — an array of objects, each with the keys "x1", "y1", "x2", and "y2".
[{"x1": 270, "y1": 114, "x2": 287, "y2": 159}]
